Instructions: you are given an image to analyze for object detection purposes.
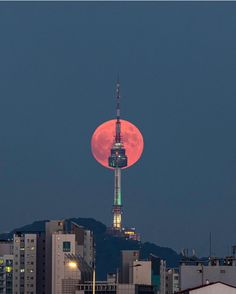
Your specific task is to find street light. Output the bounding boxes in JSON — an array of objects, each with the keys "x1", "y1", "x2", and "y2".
[{"x1": 67, "y1": 261, "x2": 77, "y2": 269}]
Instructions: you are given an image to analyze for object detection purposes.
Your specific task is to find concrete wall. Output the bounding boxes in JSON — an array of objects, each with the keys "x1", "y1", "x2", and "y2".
[
  {"x1": 132, "y1": 261, "x2": 152, "y2": 286},
  {"x1": 121, "y1": 250, "x2": 139, "y2": 283},
  {"x1": 117, "y1": 284, "x2": 135, "y2": 294},
  {"x1": 166, "y1": 268, "x2": 179, "y2": 294},
  {"x1": 45, "y1": 220, "x2": 65, "y2": 294},
  {"x1": 180, "y1": 264, "x2": 236, "y2": 290},
  {"x1": 52, "y1": 233, "x2": 76, "y2": 294},
  {"x1": 83, "y1": 230, "x2": 94, "y2": 267},
  {"x1": 0, "y1": 241, "x2": 13, "y2": 256}
]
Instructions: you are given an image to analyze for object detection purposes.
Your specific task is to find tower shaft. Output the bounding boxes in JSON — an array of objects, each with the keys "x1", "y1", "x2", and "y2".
[{"x1": 113, "y1": 168, "x2": 122, "y2": 230}]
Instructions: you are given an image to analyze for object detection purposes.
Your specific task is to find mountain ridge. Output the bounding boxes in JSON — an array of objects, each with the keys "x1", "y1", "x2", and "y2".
[{"x1": 0, "y1": 218, "x2": 180, "y2": 279}]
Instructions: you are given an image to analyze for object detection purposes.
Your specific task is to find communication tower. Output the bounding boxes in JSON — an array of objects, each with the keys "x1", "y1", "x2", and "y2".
[{"x1": 108, "y1": 81, "x2": 127, "y2": 231}]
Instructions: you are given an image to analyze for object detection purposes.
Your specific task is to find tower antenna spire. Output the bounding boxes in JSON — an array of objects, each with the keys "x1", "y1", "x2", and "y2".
[
  {"x1": 115, "y1": 78, "x2": 121, "y2": 143},
  {"x1": 116, "y1": 74, "x2": 120, "y2": 115}
]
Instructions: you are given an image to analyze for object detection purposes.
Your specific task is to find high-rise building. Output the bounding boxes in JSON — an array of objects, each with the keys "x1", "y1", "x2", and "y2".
[
  {"x1": 52, "y1": 233, "x2": 77, "y2": 294},
  {"x1": 13, "y1": 233, "x2": 37, "y2": 294},
  {"x1": 0, "y1": 254, "x2": 13, "y2": 294},
  {"x1": 36, "y1": 232, "x2": 46, "y2": 294},
  {"x1": 45, "y1": 220, "x2": 94, "y2": 294},
  {"x1": 45, "y1": 220, "x2": 65, "y2": 294},
  {"x1": 0, "y1": 220, "x2": 94, "y2": 294},
  {"x1": 8, "y1": 232, "x2": 45, "y2": 294},
  {"x1": 0, "y1": 239, "x2": 13, "y2": 294}
]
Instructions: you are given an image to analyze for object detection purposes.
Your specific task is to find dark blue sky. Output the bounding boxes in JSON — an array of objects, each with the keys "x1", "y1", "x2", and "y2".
[{"x1": 0, "y1": 2, "x2": 236, "y2": 256}]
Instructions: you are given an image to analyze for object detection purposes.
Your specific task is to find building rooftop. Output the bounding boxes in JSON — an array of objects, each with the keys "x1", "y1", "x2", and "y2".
[{"x1": 177, "y1": 281, "x2": 236, "y2": 293}]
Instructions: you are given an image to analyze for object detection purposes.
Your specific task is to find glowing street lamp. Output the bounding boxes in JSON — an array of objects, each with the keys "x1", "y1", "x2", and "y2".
[{"x1": 67, "y1": 261, "x2": 77, "y2": 269}]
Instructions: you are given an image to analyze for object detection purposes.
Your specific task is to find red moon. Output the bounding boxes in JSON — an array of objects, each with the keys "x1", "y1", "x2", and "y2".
[{"x1": 91, "y1": 119, "x2": 144, "y2": 169}]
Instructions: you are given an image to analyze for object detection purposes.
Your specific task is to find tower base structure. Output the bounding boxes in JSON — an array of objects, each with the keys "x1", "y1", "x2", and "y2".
[{"x1": 107, "y1": 226, "x2": 141, "y2": 241}]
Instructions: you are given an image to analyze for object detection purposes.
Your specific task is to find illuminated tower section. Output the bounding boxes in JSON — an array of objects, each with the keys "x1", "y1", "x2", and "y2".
[{"x1": 108, "y1": 82, "x2": 127, "y2": 231}]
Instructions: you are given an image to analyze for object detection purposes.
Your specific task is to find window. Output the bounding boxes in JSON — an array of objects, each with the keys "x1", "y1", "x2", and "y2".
[{"x1": 63, "y1": 241, "x2": 71, "y2": 252}]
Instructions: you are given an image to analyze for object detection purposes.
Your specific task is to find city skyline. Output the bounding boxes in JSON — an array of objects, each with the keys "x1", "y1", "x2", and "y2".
[{"x1": 0, "y1": 2, "x2": 236, "y2": 257}]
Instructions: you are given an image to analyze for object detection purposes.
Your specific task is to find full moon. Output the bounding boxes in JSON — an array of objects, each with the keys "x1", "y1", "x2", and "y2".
[{"x1": 91, "y1": 119, "x2": 144, "y2": 169}]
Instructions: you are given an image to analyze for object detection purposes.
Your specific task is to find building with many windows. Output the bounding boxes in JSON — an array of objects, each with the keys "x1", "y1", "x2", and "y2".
[
  {"x1": 0, "y1": 254, "x2": 13, "y2": 294},
  {"x1": 0, "y1": 240, "x2": 14, "y2": 294},
  {"x1": 75, "y1": 283, "x2": 154, "y2": 294},
  {"x1": 13, "y1": 233, "x2": 37, "y2": 294}
]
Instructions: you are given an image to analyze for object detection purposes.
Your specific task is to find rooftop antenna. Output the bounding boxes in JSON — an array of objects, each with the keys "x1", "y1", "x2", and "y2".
[
  {"x1": 232, "y1": 245, "x2": 236, "y2": 256},
  {"x1": 209, "y1": 232, "x2": 212, "y2": 259},
  {"x1": 115, "y1": 77, "x2": 121, "y2": 143}
]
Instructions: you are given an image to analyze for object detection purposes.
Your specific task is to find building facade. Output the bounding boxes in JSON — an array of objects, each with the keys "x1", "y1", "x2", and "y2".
[
  {"x1": 0, "y1": 255, "x2": 13, "y2": 294},
  {"x1": 13, "y1": 233, "x2": 37, "y2": 294},
  {"x1": 121, "y1": 250, "x2": 140, "y2": 284},
  {"x1": 166, "y1": 268, "x2": 179, "y2": 294},
  {"x1": 131, "y1": 261, "x2": 152, "y2": 286},
  {"x1": 75, "y1": 283, "x2": 154, "y2": 294},
  {"x1": 45, "y1": 220, "x2": 65, "y2": 294},
  {"x1": 70, "y1": 223, "x2": 94, "y2": 268},
  {"x1": 180, "y1": 257, "x2": 236, "y2": 291},
  {"x1": 52, "y1": 233, "x2": 76, "y2": 294},
  {"x1": 0, "y1": 241, "x2": 13, "y2": 257},
  {"x1": 45, "y1": 220, "x2": 94, "y2": 294}
]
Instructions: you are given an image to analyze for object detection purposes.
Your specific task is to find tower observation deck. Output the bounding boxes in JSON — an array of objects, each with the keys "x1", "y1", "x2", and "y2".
[{"x1": 108, "y1": 81, "x2": 127, "y2": 231}]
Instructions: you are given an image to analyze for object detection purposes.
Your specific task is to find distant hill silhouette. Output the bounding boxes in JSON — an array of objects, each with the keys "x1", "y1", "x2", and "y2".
[{"x1": 0, "y1": 218, "x2": 180, "y2": 279}]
